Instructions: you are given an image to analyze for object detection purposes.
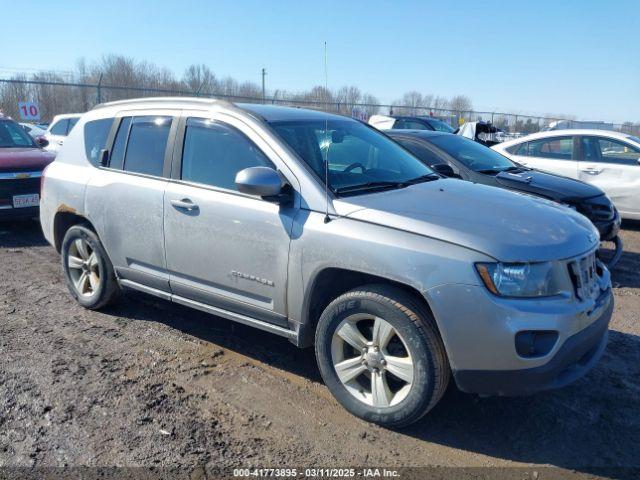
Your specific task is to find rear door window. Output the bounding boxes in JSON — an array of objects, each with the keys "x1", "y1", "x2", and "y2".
[
  {"x1": 122, "y1": 116, "x2": 172, "y2": 177},
  {"x1": 49, "y1": 119, "x2": 69, "y2": 136},
  {"x1": 108, "y1": 117, "x2": 132, "y2": 170},
  {"x1": 526, "y1": 137, "x2": 574, "y2": 160}
]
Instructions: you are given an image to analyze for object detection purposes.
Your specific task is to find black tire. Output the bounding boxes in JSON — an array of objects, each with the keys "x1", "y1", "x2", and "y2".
[
  {"x1": 315, "y1": 284, "x2": 450, "y2": 428},
  {"x1": 61, "y1": 224, "x2": 120, "y2": 310}
]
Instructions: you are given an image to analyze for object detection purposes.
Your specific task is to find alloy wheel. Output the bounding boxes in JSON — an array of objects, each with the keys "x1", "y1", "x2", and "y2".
[
  {"x1": 331, "y1": 313, "x2": 414, "y2": 408},
  {"x1": 67, "y1": 238, "x2": 101, "y2": 297}
]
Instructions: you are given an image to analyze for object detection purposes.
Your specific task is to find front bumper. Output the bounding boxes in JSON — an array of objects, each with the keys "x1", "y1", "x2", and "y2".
[
  {"x1": 453, "y1": 290, "x2": 613, "y2": 396},
  {"x1": 0, "y1": 205, "x2": 39, "y2": 220},
  {"x1": 0, "y1": 175, "x2": 41, "y2": 220},
  {"x1": 424, "y1": 276, "x2": 613, "y2": 396}
]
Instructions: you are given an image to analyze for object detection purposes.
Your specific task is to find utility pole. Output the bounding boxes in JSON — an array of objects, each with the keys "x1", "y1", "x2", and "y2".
[
  {"x1": 96, "y1": 73, "x2": 103, "y2": 104},
  {"x1": 261, "y1": 68, "x2": 266, "y2": 104}
]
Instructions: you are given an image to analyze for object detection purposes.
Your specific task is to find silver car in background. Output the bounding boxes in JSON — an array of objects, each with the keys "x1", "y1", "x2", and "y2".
[{"x1": 40, "y1": 98, "x2": 613, "y2": 427}]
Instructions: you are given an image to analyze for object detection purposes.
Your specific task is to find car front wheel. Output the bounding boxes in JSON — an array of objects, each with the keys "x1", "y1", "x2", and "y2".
[{"x1": 315, "y1": 284, "x2": 450, "y2": 428}]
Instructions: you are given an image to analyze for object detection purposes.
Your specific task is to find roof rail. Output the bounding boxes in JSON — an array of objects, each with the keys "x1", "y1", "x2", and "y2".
[{"x1": 91, "y1": 96, "x2": 235, "y2": 111}]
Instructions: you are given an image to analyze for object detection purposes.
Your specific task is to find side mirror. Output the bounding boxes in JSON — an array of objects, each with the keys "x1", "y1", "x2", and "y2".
[
  {"x1": 35, "y1": 136, "x2": 49, "y2": 148},
  {"x1": 432, "y1": 163, "x2": 456, "y2": 177},
  {"x1": 236, "y1": 166, "x2": 286, "y2": 201}
]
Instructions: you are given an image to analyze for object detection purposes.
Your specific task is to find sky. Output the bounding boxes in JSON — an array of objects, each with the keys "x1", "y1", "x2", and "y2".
[{"x1": 2, "y1": 0, "x2": 639, "y2": 123}]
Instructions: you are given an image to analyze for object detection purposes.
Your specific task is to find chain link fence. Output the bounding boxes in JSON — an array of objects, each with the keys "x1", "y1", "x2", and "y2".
[{"x1": 1, "y1": 78, "x2": 638, "y2": 137}]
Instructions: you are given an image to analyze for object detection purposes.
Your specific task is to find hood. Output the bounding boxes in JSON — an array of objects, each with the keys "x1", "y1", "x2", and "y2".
[
  {"x1": 495, "y1": 168, "x2": 603, "y2": 202},
  {"x1": 334, "y1": 179, "x2": 599, "y2": 262},
  {"x1": 0, "y1": 147, "x2": 56, "y2": 171}
]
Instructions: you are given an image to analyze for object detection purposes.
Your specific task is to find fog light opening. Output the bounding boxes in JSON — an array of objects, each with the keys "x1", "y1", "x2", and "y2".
[{"x1": 515, "y1": 330, "x2": 558, "y2": 358}]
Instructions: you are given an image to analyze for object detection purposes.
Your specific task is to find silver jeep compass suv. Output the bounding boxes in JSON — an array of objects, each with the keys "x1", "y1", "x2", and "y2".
[{"x1": 40, "y1": 98, "x2": 613, "y2": 427}]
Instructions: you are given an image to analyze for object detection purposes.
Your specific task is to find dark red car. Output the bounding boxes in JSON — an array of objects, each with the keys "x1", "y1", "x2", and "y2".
[{"x1": 0, "y1": 115, "x2": 56, "y2": 220}]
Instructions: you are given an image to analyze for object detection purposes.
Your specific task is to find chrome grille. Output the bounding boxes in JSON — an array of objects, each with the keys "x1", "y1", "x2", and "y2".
[{"x1": 568, "y1": 251, "x2": 600, "y2": 301}]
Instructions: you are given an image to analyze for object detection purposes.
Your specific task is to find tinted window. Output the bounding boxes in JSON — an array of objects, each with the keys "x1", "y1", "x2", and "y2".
[
  {"x1": 84, "y1": 118, "x2": 113, "y2": 166},
  {"x1": 67, "y1": 117, "x2": 79, "y2": 133},
  {"x1": 182, "y1": 118, "x2": 272, "y2": 190},
  {"x1": 49, "y1": 119, "x2": 69, "y2": 136},
  {"x1": 402, "y1": 120, "x2": 429, "y2": 130},
  {"x1": 506, "y1": 142, "x2": 526, "y2": 155},
  {"x1": 426, "y1": 119, "x2": 455, "y2": 133},
  {"x1": 123, "y1": 116, "x2": 172, "y2": 176},
  {"x1": 526, "y1": 137, "x2": 573, "y2": 160},
  {"x1": 428, "y1": 134, "x2": 515, "y2": 172},
  {"x1": 270, "y1": 119, "x2": 434, "y2": 193},
  {"x1": 581, "y1": 136, "x2": 640, "y2": 166},
  {"x1": 394, "y1": 137, "x2": 447, "y2": 166},
  {"x1": 108, "y1": 117, "x2": 131, "y2": 170},
  {"x1": 0, "y1": 120, "x2": 36, "y2": 148}
]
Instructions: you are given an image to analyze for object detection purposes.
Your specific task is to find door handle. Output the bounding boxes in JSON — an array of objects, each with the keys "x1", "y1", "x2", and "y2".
[
  {"x1": 170, "y1": 198, "x2": 199, "y2": 211},
  {"x1": 581, "y1": 167, "x2": 602, "y2": 175}
]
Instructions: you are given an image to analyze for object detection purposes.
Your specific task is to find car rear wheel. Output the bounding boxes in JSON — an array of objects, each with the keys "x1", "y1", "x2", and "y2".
[
  {"x1": 61, "y1": 225, "x2": 120, "y2": 310},
  {"x1": 315, "y1": 284, "x2": 450, "y2": 428}
]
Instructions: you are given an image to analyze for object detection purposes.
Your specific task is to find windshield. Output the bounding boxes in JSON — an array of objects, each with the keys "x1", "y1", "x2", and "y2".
[
  {"x1": 0, "y1": 120, "x2": 37, "y2": 148},
  {"x1": 270, "y1": 119, "x2": 436, "y2": 195},
  {"x1": 428, "y1": 134, "x2": 517, "y2": 173},
  {"x1": 426, "y1": 119, "x2": 455, "y2": 133}
]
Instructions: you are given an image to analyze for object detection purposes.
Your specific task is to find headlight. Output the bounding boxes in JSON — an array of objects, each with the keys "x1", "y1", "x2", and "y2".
[{"x1": 476, "y1": 262, "x2": 564, "y2": 297}]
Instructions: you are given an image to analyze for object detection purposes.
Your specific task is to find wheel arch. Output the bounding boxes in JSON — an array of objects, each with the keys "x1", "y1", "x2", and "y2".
[
  {"x1": 297, "y1": 267, "x2": 440, "y2": 348},
  {"x1": 52, "y1": 211, "x2": 96, "y2": 253}
]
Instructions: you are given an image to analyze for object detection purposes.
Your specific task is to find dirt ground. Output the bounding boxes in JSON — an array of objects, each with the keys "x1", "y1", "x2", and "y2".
[{"x1": 0, "y1": 220, "x2": 638, "y2": 476}]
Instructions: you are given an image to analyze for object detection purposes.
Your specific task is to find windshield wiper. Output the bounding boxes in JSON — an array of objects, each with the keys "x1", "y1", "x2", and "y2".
[
  {"x1": 477, "y1": 166, "x2": 522, "y2": 174},
  {"x1": 335, "y1": 174, "x2": 439, "y2": 195},
  {"x1": 403, "y1": 173, "x2": 440, "y2": 185},
  {"x1": 335, "y1": 181, "x2": 407, "y2": 195}
]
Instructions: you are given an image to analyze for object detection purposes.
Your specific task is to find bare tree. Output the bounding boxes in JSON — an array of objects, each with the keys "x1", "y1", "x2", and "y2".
[
  {"x1": 392, "y1": 91, "x2": 429, "y2": 115},
  {"x1": 361, "y1": 93, "x2": 380, "y2": 118},
  {"x1": 449, "y1": 95, "x2": 473, "y2": 113},
  {"x1": 183, "y1": 64, "x2": 218, "y2": 96},
  {"x1": 431, "y1": 96, "x2": 449, "y2": 111}
]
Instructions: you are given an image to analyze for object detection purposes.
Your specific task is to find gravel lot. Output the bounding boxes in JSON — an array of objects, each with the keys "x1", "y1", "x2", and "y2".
[{"x1": 0, "y1": 220, "x2": 638, "y2": 476}]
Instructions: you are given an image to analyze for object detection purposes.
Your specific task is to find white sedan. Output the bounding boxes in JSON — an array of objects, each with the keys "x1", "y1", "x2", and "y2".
[
  {"x1": 19, "y1": 123, "x2": 47, "y2": 138},
  {"x1": 493, "y1": 129, "x2": 640, "y2": 220}
]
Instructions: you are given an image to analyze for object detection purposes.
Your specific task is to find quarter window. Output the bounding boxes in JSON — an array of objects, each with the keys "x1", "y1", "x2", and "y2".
[
  {"x1": 122, "y1": 116, "x2": 172, "y2": 177},
  {"x1": 526, "y1": 137, "x2": 574, "y2": 160},
  {"x1": 84, "y1": 118, "x2": 113, "y2": 166},
  {"x1": 581, "y1": 136, "x2": 640, "y2": 166},
  {"x1": 181, "y1": 118, "x2": 272, "y2": 191}
]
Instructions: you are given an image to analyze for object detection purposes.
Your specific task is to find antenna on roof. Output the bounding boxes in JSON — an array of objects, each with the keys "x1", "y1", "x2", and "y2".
[{"x1": 323, "y1": 41, "x2": 331, "y2": 224}]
